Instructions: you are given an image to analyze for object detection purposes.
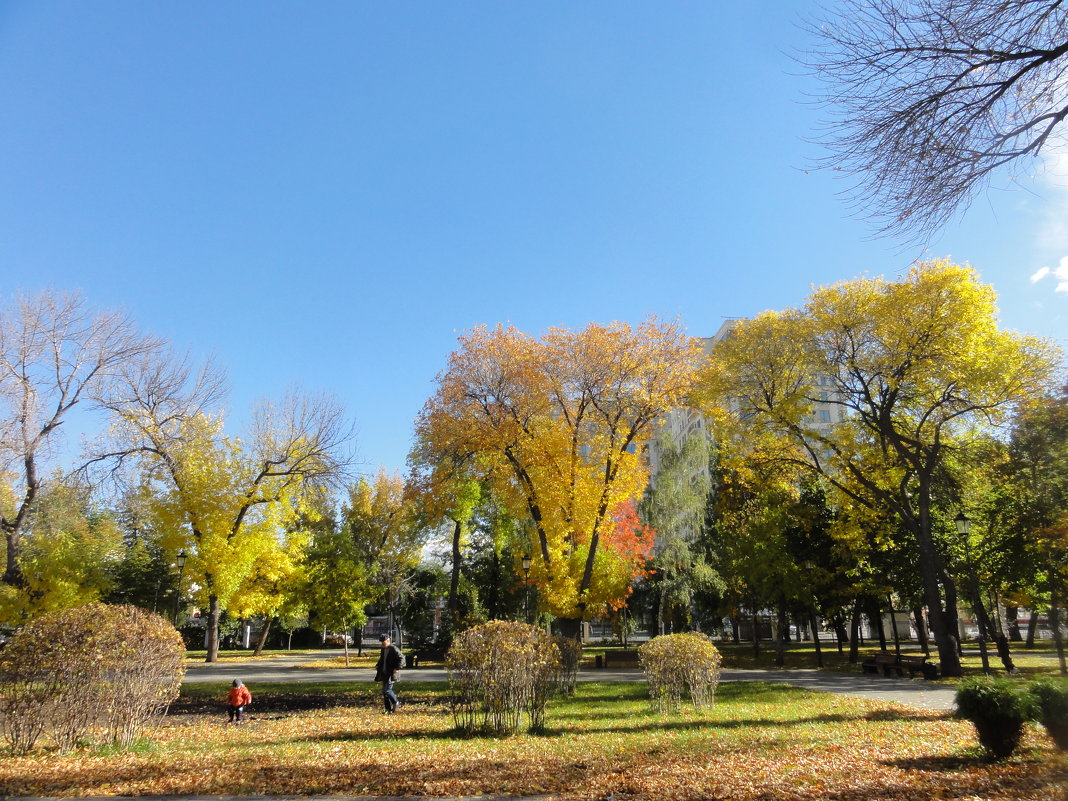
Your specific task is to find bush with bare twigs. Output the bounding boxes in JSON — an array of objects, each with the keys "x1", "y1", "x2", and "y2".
[
  {"x1": 0, "y1": 603, "x2": 185, "y2": 753},
  {"x1": 639, "y1": 632, "x2": 722, "y2": 713},
  {"x1": 446, "y1": 620, "x2": 560, "y2": 734}
]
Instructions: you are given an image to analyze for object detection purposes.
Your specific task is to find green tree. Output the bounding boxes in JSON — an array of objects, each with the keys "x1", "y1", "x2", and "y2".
[
  {"x1": 640, "y1": 425, "x2": 721, "y2": 634},
  {"x1": 301, "y1": 520, "x2": 370, "y2": 665}
]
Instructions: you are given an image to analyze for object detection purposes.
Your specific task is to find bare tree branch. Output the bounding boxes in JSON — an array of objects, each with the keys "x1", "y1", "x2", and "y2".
[
  {"x1": 0, "y1": 290, "x2": 160, "y2": 586},
  {"x1": 806, "y1": 0, "x2": 1068, "y2": 240}
]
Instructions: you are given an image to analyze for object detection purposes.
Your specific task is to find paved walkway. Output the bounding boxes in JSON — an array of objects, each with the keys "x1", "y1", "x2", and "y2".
[{"x1": 184, "y1": 650, "x2": 957, "y2": 711}]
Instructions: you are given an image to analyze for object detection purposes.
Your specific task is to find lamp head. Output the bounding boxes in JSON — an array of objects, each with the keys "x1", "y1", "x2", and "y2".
[{"x1": 954, "y1": 512, "x2": 971, "y2": 536}]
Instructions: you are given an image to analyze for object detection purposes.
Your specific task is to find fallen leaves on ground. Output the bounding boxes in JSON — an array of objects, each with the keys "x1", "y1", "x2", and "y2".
[{"x1": 1, "y1": 683, "x2": 1063, "y2": 800}]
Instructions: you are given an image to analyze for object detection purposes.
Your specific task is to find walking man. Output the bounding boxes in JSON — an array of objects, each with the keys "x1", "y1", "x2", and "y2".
[{"x1": 374, "y1": 633, "x2": 403, "y2": 713}]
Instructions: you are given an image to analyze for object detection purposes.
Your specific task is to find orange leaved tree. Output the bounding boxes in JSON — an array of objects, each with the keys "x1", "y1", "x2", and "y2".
[{"x1": 417, "y1": 319, "x2": 699, "y2": 635}]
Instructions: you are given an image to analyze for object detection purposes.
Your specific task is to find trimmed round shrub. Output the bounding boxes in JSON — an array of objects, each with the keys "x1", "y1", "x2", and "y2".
[
  {"x1": 0, "y1": 603, "x2": 185, "y2": 753},
  {"x1": 1029, "y1": 678, "x2": 1068, "y2": 751},
  {"x1": 639, "y1": 632, "x2": 722, "y2": 713},
  {"x1": 955, "y1": 678, "x2": 1039, "y2": 760},
  {"x1": 446, "y1": 620, "x2": 560, "y2": 734}
]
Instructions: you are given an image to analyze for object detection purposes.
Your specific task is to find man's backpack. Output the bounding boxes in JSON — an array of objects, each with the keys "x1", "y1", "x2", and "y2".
[{"x1": 393, "y1": 644, "x2": 406, "y2": 670}]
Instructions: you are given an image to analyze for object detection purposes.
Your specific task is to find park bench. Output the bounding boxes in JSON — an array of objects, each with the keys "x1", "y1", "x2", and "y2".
[
  {"x1": 602, "y1": 649, "x2": 640, "y2": 669},
  {"x1": 861, "y1": 650, "x2": 938, "y2": 680},
  {"x1": 408, "y1": 649, "x2": 445, "y2": 669}
]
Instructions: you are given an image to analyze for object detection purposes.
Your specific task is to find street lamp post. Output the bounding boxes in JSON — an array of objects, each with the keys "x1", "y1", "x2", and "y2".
[
  {"x1": 954, "y1": 513, "x2": 990, "y2": 675},
  {"x1": 173, "y1": 550, "x2": 187, "y2": 627},
  {"x1": 521, "y1": 554, "x2": 531, "y2": 623}
]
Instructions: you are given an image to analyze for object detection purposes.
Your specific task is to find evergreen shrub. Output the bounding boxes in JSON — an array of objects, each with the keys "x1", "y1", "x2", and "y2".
[
  {"x1": 638, "y1": 632, "x2": 722, "y2": 713},
  {"x1": 445, "y1": 620, "x2": 560, "y2": 734},
  {"x1": 955, "y1": 678, "x2": 1039, "y2": 760},
  {"x1": 0, "y1": 603, "x2": 185, "y2": 754},
  {"x1": 1029, "y1": 678, "x2": 1068, "y2": 751}
]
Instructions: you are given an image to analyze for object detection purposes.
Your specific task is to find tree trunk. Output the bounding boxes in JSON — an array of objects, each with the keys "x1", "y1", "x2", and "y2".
[
  {"x1": 941, "y1": 569, "x2": 964, "y2": 657},
  {"x1": 968, "y1": 579, "x2": 1016, "y2": 672},
  {"x1": 848, "y1": 597, "x2": 862, "y2": 663},
  {"x1": 832, "y1": 617, "x2": 847, "y2": 654},
  {"x1": 558, "y1": 617, "x2": 582, "y2": 641},
  {"x1": 206, "y1": 595, "x2": 220, "y2": 662},
  {"x1": 253, "y1": 616, "x2": 274, "y2": 656},
  {"x1": 731, "y1": 614, "x2": 740, "y2": 644},
  {"x1": 809, "y1": 608, "x2": 824, "y2": 667},
  {"x1": 774, "y1": 603, "x2": 786, "y2": 667},
  {"x1": 1006, "y1": 606, "x2": 1022, "y2": 641},
  {"x1": 752, "y1": 605, "x2": 761, "y2": 659},
  {"x1": 2, "y1": 527, "x2": 24, "y2": 588},
  {"x1": 913, "y1": 607, "x2": 930, "y2": 653},
  {"x1": 912, "y1": 489, "x2": 962, "y2": 676},
  {"x1": 1026, "y1": 607, "x2": 1038, "y2": 648},
  {"x1": 287, "y1": 630, "x2": 293, "y2": 650},
  {"x1": 448, "y1": 518, "x2": 462, "y2": 624},
  {"x1": 1051, "y1": 577, "x2": 1067, "y2": 676},
  {"x1": 869, "y1": 597, "x2": 886, "y2": 650},
  {"x1": 343, "y1": 630, "x2": 350, "y2": 668}
]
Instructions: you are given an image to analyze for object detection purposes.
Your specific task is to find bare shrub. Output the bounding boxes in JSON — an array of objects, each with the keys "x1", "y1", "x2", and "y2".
[
  {"x1": 446, "y1": 620, "x2": 560, "y2": 734},
  {"x1": 553, "y1": 635, "x2": 583, "y2": 696},
  {"x1": 0, "y1": 603, "x2": 184, "y2": 753},
  {"x1": 0, "y1": 659, "x2": 53, "y2": 755},
  {"x1": 94, "y1": 605, "x2": 186, "y2": 747},
  {"x1": 638, "y1": 632, "x2": 722, "y2": 713}
]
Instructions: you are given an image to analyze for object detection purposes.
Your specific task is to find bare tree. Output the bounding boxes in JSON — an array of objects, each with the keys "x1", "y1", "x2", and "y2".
[
  {"x1": 83, "y1": 348, "x2": 229, "y2": 481},
  {"x1": 0, "y1": 291, "x2": 159, "y2": 588},
  {"x1": 807, "y1": 0, "x2": 1068, "y2": 240}
]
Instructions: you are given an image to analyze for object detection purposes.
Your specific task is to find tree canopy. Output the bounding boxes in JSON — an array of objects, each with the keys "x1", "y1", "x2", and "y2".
[
  {"x1": 418, "y1": 319, "x2": 700, "y2": 624},
  {"x1": 698, "y1": 259, "x2": 1060, "y2": 674}
]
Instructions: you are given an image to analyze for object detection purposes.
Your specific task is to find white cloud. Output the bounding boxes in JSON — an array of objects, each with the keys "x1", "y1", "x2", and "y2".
[
  {"x1": 1057, "y1": 256, "x2": 1068, "y2": 292},
  {"x1": 1031, "y1": 266, "x2": 1051, "y2": 282},
  {"x1": 1057, "y1": 255, "x2": 1068, "y2": 280}
]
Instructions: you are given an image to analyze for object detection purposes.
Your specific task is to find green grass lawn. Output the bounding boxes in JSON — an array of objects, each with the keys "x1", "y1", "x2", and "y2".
[{"x1": 2, "y1": 679, "x2": 1063, "y2": 799}]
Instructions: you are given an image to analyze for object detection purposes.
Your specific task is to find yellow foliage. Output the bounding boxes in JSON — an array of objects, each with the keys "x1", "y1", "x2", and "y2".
[
  {"x1": 134, "y1": 413, "x2": 320, "y2": 617},
  {"x1": 420, "y1": 319, "x2": 701, "y2": 617}
]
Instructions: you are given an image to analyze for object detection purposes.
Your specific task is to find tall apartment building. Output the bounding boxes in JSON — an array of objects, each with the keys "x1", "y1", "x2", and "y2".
[{"x1": 645, "y1": 318, "x2": 844, "y2": 550}]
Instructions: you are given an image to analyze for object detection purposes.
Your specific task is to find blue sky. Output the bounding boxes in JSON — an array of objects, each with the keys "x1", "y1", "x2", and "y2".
[{"x1": 1, "y1": 1, "x2": 1066, "y2": 475}]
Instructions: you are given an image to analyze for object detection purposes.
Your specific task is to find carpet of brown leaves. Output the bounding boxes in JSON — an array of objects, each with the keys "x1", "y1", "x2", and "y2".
[{"x1": 0, "y1": 683, "x2": 1063, "y2": 800}]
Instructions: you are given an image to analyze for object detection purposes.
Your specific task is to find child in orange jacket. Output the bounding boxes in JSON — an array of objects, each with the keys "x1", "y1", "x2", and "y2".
[{"x1": 226, "y1": 679, "x2": 252, "y2": 723}]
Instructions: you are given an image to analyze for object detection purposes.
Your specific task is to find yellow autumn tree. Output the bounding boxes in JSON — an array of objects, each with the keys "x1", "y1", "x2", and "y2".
[
  {"x1": 342, "y1": 469, "x2": 424, "y2": 634},
  {"x1": 419, "y1": 319, "x2": 701, "y2": 633},
  {"x1": 90, "y1": 353, "x2": 352, "y2": 661},
  {"x1": 697, "y1": 259, "x2": 1060, "y2": 676},
  {"x1": 229, "y1": 525, "x2": 309, "y2": 655},
  {"x1": 0, "y1": 473, "x2": 123, "y2": 624}
]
